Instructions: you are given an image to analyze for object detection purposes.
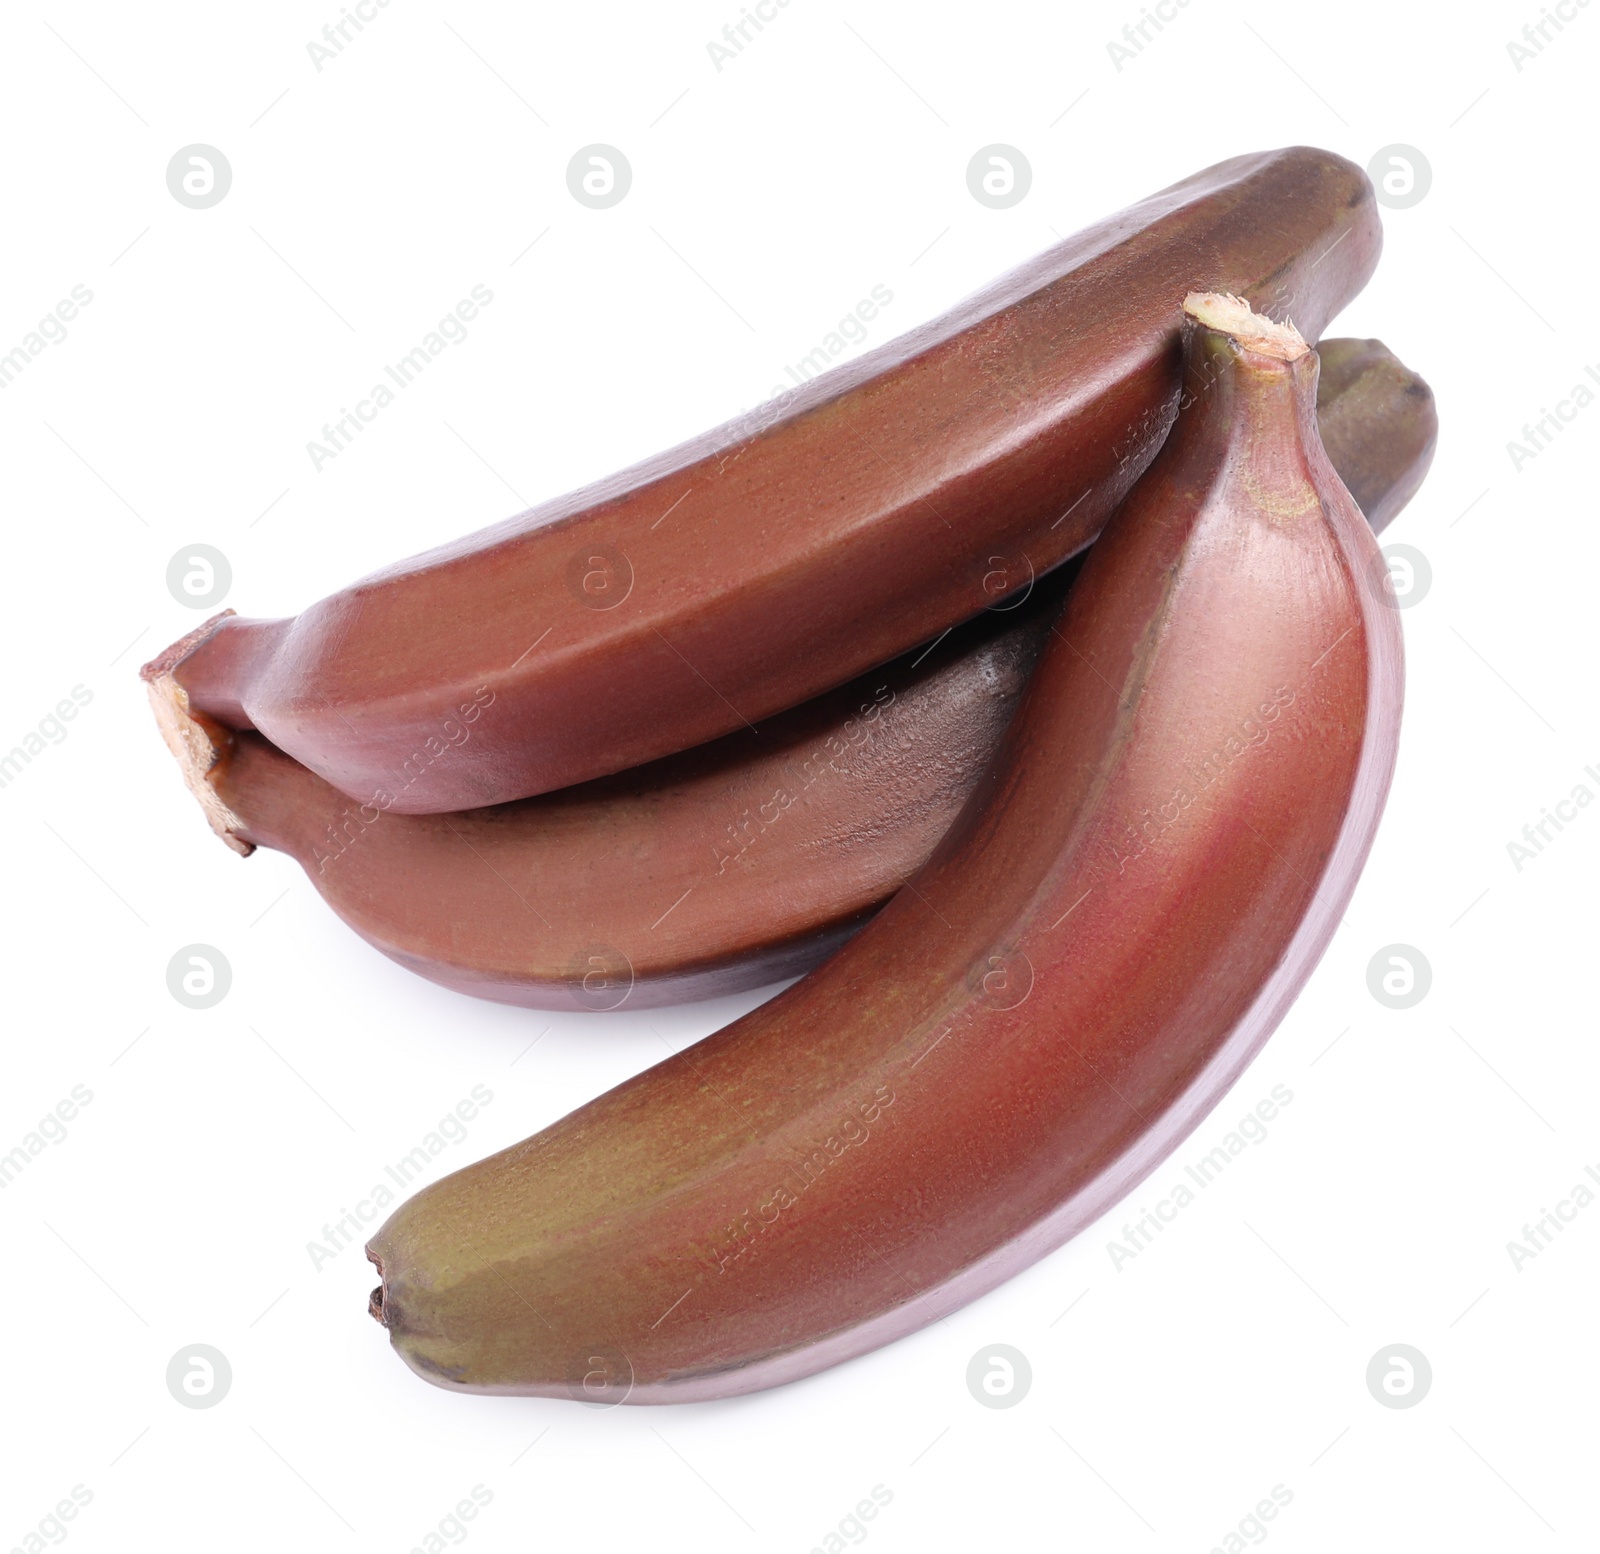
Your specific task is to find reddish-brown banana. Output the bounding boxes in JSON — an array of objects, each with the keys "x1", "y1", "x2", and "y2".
[
  {"x1": 366, "y1": 294, "x2": 1405, "y2": 1401},
  {"x1": 179, "y1": 341, "x2": 1430, "y2": 1009},
  {"x1": 144, "y1": 147, "x2": 1379, "y2": 815}
]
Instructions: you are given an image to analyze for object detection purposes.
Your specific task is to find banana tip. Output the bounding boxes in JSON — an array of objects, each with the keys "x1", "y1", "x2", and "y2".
[{"x1": 367, "y1": 1248, "x2": 388, "y2": 1327}]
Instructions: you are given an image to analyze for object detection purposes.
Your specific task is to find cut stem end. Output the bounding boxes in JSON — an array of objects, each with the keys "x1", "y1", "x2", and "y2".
[
  {"x1": 144, "y1": 673, "x2": 252, "y2": 857},
  {"x1": 1183, "y1": 292, "x2": 1308, "y2": 360}
]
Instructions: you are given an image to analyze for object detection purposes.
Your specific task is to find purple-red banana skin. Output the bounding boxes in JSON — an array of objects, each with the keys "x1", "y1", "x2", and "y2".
[
  {"x1": 144, "y1": 146, "x2": 1380, "y2": 813},
  {"x1": 365, "y1": 300, "x2": 1404, "y2": 1402},
  {"x1": 194, "y1": 341, "x2": 1430, "y2": 1011}
]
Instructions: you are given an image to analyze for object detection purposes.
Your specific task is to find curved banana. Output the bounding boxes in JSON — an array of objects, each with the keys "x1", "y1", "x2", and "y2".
[
  {"x1": 144, "y1": 147, "x2": 1379, "y2": 815},
  {"x1": 366, "y1": 294, "x2": 1404, "y2": 1400}
]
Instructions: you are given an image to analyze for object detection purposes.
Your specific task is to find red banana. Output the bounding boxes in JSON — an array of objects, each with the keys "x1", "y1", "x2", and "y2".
[
  {"x1": 365, "y1": 294, "x2": 1405, "y2": 1400},
  {"x1": 144, "y1": 147, "x2": 1379, "y2": 814}
]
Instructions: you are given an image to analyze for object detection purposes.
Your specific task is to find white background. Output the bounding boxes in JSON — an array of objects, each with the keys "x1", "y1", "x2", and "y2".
[{"x1": 1, "y1": 1, "x2": 1595, "y2": 1550}]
